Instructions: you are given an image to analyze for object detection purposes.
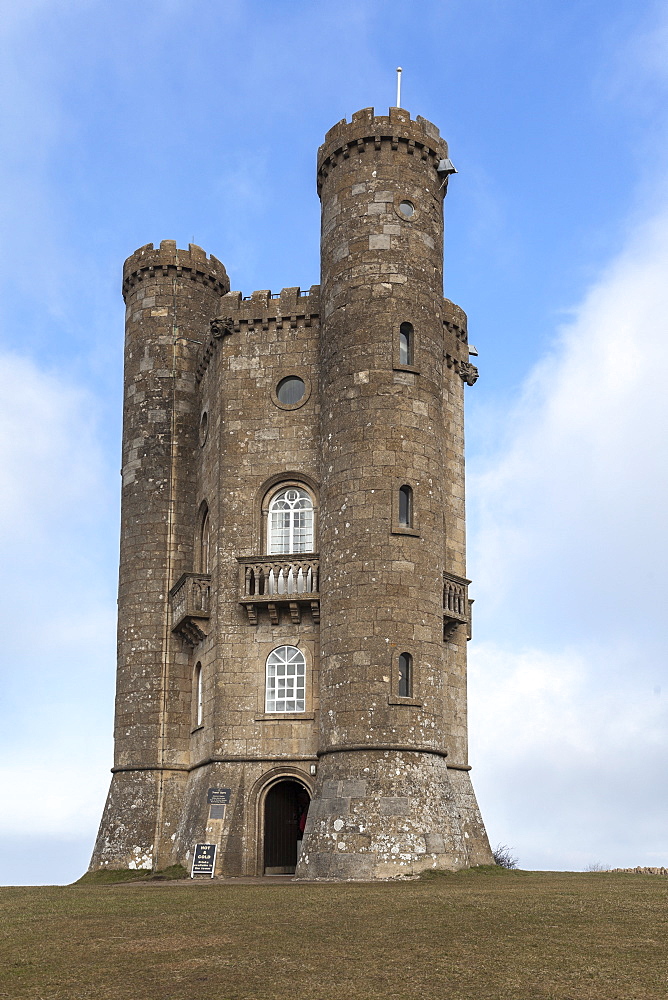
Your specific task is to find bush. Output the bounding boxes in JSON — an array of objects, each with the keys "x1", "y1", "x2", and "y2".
[{"x1": 492, "y1": 844, "x2": 518, "y2": 869}]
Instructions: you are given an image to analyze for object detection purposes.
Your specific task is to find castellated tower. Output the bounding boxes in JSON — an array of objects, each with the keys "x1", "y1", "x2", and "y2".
[{"x1": 90, "y1": 107, "x2": 491, "y2": 879}]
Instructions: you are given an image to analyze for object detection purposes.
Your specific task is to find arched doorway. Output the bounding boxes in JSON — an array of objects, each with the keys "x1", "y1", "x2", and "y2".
[{"x1": 263, "y1": 780, "x2": 310, "y2": 875}]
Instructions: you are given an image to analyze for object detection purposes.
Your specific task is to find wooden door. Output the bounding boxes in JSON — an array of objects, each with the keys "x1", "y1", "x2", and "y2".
[{"x1": 264, "y1": 781, "x2": 309, "y2": 875}]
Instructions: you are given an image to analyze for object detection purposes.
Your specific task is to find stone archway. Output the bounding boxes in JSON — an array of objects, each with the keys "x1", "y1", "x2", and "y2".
[{"x1": 263, "y1": 779, "x2": 311, "y2": 875}]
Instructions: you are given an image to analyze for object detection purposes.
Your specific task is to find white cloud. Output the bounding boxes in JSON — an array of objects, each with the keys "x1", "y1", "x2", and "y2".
[
  {"x1": 467, "y1": 206, "x2": 668, "y2": 869},
  {"x1": 0, "y1": 352, "x2": 115, "y2": 850},
  {"x1": 471, "y1": 206, "x2": 668, "y2": 633},
  {"x1": 0, "y1": 762, "x2": 109, "y2": 838},
  {"x1": 0, "y1": 353, "x2": 103, "y2": 534},
  {"x1": 469, "y1": 641, "x2": 668, "y2": 869}
]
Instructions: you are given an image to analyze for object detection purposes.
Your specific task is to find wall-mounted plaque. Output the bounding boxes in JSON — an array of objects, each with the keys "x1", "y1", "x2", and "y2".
[
  {"x1": 207, "y1": 787, "x2": 231, "y2": 805},
  {"x1": 191, "y1": 843, "x2": 217, "y2": 878}
]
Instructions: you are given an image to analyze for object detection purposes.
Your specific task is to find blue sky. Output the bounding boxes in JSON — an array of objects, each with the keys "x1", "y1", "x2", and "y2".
[{"x1": 1, "y1": 0, "x2": 667, "y2": 884}]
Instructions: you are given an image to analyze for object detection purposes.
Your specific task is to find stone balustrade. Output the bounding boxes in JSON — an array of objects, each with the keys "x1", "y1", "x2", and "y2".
[
  {"x1": 443, "y1": 571, "x2": 471, "y2": 637},
  {"x1": 169, "y1": 572, "x2": 211, "y2": 645},
  {"x1": 238, "y1": 555, "x2": 320, "y2": 625}
]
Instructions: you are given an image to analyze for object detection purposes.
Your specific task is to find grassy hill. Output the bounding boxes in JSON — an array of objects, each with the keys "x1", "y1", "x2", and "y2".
[{"x1": 1, "y1": 868, "x2": 667, "y2": 999}]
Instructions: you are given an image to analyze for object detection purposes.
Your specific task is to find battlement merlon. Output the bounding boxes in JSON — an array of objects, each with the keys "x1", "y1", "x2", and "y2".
[
  {"x1": 441, "y1": 299, "x2": 479, "y2": 384},
  {"x1": 122, "y1": 240, "x2": 230, "y2": 301},
  {"x1": 212, "y1": 285, "x2": 321, "y2": 331},
  {"x1": 317, "y1": 107, "x2": 449, "y2": 195},
  {"x1": 443, "y1": 298, "x2": 467, "y2": 337}
]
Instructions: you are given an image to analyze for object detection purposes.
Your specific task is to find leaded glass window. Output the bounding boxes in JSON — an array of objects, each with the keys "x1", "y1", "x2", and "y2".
[
  {"x1": 268, "y1": 487, "x2": 314, "y2": 554},
  {"x1": 265, "y1": 645, "x2": 306, "y2": 713}
]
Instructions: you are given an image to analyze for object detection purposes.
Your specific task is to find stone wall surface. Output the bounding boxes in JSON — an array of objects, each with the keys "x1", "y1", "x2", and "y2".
[
  {"x1": 609, "y1": 867, "x2": 668, "y2": 874},
  {"x1": 299, "y1": 751, "x2": 469, "y2": 879},
  {"x1": 170, "y1": 281, "x2": 322, "y2": 874}
]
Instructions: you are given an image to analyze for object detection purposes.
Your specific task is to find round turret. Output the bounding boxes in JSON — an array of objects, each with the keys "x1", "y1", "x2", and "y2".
[
  {"x1": 91, "y1": 241, "x2": 229, "y2": 872},
  {"x1": 298, "y1": 109, "x2": 490, "y2": 879}
]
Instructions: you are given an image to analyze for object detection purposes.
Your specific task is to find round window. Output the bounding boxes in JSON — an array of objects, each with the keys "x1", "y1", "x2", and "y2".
[
  {"x1": 399, "y1": 200, "x2": 415, "y2": 218},
  {"x1": 276, "y1": 376, "x2": 305, "y2": 406}
]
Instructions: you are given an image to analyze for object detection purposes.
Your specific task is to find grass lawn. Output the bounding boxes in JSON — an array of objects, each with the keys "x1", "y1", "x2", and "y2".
[{"x1": 1, "y1": 867, "x2": 667, "y2": 999}]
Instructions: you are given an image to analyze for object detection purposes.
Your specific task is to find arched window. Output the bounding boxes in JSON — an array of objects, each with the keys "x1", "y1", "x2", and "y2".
[
  {"x1": 265, "y1": 645, "x2": 306, "y2": 713},
  {"x1": 398, "y1": 652, "x2": 412, "y2": 698},
  {"x1": 194, "y1": 662, "x2": 203, "y2": 727},
  {"x1": 198, "y1": 503, "x2": 210, "y2": 574},
  {"x1": 268, "y1": 488, "x2": 314, "y2": 554},
  {"x1": 399, "y1": 322, "x2": 413, "y2": 366},
  {"x1": 399, "y1": 485, "x2": 413, "y2": 527}
]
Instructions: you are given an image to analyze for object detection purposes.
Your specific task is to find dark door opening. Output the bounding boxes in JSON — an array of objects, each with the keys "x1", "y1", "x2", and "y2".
[{"x1": 263, "y1": 780, "x2": 310, "y2": 875}]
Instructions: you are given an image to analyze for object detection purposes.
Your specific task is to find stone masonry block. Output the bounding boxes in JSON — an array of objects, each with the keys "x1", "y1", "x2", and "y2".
[
  {"x1": 380, "y1": 797, "x2": 410, "y2": 816},
  {"x1": 319, "y1": 797, "x2": 350, "y2": 816},
  {"x1": 340, "y1": 780, "x2": 367, "y2": 797},
  {"x1": 321, "y1": 779, "x2": 340, "y2": 799},
  {"x1": 424, "y1": 832, "x2": 446, "y2": 854}
]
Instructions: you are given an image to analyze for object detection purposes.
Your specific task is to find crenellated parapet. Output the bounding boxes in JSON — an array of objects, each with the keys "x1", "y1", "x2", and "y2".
[
  {"x1": 122, "y1": 240, "x2": 230, "y2": 300},
  {"x1": 442, "y1": 298, "x2": 477, "y2": 384},
  {"x1": 216, "y1": 285, "x2": 320, "y2": 330},
  {"x1": 197, "y1": 284, "x2": 320, "y2": 381},
  {"x1": 317, "y1": 107, "x2": 449, "y2": 195},
  {"x1": 443, "y1": 298, "x2": 467, "y2": 338}
]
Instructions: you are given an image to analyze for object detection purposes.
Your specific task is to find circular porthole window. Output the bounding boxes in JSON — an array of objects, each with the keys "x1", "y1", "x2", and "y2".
[
  {"x1": 276, "y1": 376, "x2": 306, "y2": 406},
  {"x1": 399, "y1": 200, "x2": 415, "y2": 218},
  {"x1": 199, "y1": 410, "x2": 208, "y2": 446}
]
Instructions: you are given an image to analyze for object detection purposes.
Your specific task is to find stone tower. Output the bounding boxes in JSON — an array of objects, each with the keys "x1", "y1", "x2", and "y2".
[{"x1": 91, "y1": 106, "x2": 491, "y2": 879}]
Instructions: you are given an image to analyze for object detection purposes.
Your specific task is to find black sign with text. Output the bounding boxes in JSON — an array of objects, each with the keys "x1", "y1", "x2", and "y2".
[
  {"x1": 191, "y1": 843, "x2": 217, "y2": 878},
  {"x1": 207, "y1": 787, "x2": 231, "y2": 805}
]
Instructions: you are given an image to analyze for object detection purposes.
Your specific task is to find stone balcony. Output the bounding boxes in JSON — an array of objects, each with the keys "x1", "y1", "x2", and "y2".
[
  {"x1": 238, "y1": 555, "x2": 320, "y2": 625},
  {"x1": 443, "y1": 571, "x2": 472, "y2": 638},
  {"x1": 170, "y1": 572, "x2": 212, "y2": 645}
]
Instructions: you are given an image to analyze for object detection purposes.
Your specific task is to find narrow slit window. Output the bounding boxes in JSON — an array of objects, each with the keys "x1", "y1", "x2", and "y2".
[
  {"x1": 199, "y1": 505, "x2": 210, "y2": 574},
  {"x1": 399, "y1": 322, "x2": 413, "y2": 366},
  {"x1": 399, "y1": 485, "x2": 413, "y2": 527},
  {"x1": 194, "y1": 662, "x2": 203, "y2": 727},
  {"x1": 398, "y1": 652, "x2": 412, "y2": 698}
]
